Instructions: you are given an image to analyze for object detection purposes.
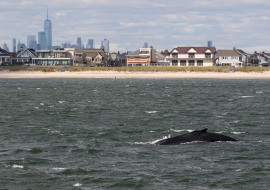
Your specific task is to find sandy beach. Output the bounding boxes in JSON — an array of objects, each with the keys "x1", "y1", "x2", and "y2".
[{"x1": 1, "y1": 70, "x2": 270, "y2": 79}]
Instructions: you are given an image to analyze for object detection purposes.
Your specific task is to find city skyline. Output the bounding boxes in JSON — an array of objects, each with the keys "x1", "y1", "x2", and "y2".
[{"x1": 1, "y1": 0, "x2": 270, "y2": 53}]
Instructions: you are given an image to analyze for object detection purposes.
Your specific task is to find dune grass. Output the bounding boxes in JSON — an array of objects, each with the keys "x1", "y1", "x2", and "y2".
[{"x1": 1, "y1": 66, "x2": 270, "y2": 72}]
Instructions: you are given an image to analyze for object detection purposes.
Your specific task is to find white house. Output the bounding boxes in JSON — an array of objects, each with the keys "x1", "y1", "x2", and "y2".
[
  {"x1": 168, "y1": 46, "x2": 216, "y2": 66},
  {"x1": 216, "y1": 49, "x2": 243, "y2": 67}
]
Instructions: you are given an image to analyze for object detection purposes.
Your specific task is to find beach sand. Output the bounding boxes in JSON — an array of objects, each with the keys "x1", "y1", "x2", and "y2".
[{"x1": 1, "y1": 70, "x2": 270, "y2": 79}]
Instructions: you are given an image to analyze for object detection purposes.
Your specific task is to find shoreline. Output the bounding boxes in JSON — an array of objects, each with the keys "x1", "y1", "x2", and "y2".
[{"x1": 1, "y1": 70, "x2": 270, "y2": 79}]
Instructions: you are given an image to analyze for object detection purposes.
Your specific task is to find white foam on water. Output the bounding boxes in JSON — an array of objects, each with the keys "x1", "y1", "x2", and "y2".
[
  {"x1": 240, "y1": 96, "x2": 254, "y2": 98},
  {"x1": 232, "y1": 132, "x2": 245, "y2": 135},
  {"x1": 40, "y1": 103, "x2": 45, "y2": 106},
  {"x1": 52, "y1": 167, "x2": 67, "y2": 171},
  {"x1": 145, "y1": 111, "x2": 158, "y2": 114},
  {"x1": 256, "y1": 91, "x2": 263, "y2": 94},
  {"x1": 73, "y1": 183, "x2": 82, "y2": 187},
  {"x1": 36, "y1": 88, "x2": 41, "y2": 90},
  {"x1": 58, "y1": 101, "x2": 66, "y2": 104},
  {"x1": 170, "y1": 129, "x2": 185, "y2": 133},
  {"x1": 17, "y1": 87, "x2": 21, "y2": 90},
  {"x1": 12, "y1": 164, "x2": 24, "y2": 169},
  {"x1": 150, "y1": 135, "x2": 172, "y2": 144}
]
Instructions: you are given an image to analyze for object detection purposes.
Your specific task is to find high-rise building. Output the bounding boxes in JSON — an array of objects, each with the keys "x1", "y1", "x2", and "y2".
[
  {"x1": 3, "y1": 43, "x2": 9, "y2": 52},
  {"x1": 17, "y1": 39, "x2": 26, "y2": 51},
  {"x1": 27, "y1": 35, "x2": 37, "y2": 49},
  {"x1": 38, "y1": 32, "x2": 46, "y2": 50},
  {"x1": 76, "y1": 37, "x2": 82, "y2": 49},
  {"x1": 12, "y1": 39, "x2": 16, "y2": 52},
  {"x1": 44, "y1": 9, "x2": 52, "y2": 50},
  {"x1": 86, "y1": 39, "x2": 94, "y2": 49},
  {"x1": 207, "y1": 41, "x2": 213, "y2": 47},
  {"x1": 62, "y1": 42, "x2": 71, "y2": 48},
  {"x1": 143, "y1": 42, "x2": 149, "y2": 48},
  {"x1": 101, "y1": 39, "x2": 109, "y2": 52}
]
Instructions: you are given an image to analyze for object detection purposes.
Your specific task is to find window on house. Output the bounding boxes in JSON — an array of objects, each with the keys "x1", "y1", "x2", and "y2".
[
  {"x1": 205, "y1": 53, "x2": 211, "y2": 58},
  {"x1": 129, "y1": 57, "x2": 135, "y2": 60},
  {"x1": 188, "y1": 60, "x2": 195, "y2": 66},
  {"x1": 141, "y1": 57, "x2": 147, "y2": 60},
  {"x1": 172, "y1": 60, "x2": 178, "y2": 66},
  {"x1": 172, "y1": 53, "x2": 178, "y2": 58},
  {"x1": 197, "y1": 60, "x2": 203, "y2": 66},
  {"x1": 189, "y1": 53, "x2": 195, "y2": 58},
  {"x1": 180, "y1": 60, "x2": 186, "y2": 66}
]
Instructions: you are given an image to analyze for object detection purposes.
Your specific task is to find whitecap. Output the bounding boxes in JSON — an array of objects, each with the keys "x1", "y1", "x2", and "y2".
[
  {"x1": 232, "y1": 132, "x2": 245, "y2": 135},
  {"x1": 256, "y1": 91, "x2": 263, "y2": 94},
  {"x1": 73, "y1": 183, "x2": 82, "y2": 187},
  {"x1": 240, "y1": 96, "x2": 254, "y2": 98},
  {"x1": 12, "y1": 164, "x2": 24, "y2": 169},
  {"x1": 236, "y1": 169, "x2": 241, "y2": 172},
  {"x1": 17, "y1": 87, "x2": 22, "y2": 90},
  {"x1": 145, "y1": 111, "x2": 158, "y2": 114},
  {"x1": 36, "y1": 88, "x2": 41, "y2": 90},
  {"x1": 52, "y1": 167, "x2": 67, "y2": 171},
  {"x1": 40, "y1": 103, "x2": 45, "y2": 106},
  {"x1": 58, "y1": 101, "x2": 66, "y2": 104},
  {"x1": 170, "y1": 129, "x2": 185, "y2": 133},
  {"x1": 149, "y1": 135, "x2": 171, "y2": 144}
]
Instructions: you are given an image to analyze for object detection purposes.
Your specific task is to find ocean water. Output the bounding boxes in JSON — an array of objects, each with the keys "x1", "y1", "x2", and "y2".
[{"x1": 0, "y1": 78, "x2": 269, "y2": 190}]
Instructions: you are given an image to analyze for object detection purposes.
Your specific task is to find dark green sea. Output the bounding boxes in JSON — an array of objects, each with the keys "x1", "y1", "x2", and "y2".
[{"x1": 0, "y1": 78, "x2": 269, "y2": 190}]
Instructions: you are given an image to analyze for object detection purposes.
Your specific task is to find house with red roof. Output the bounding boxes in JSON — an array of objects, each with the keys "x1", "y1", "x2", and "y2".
[{"x1": 168, "y1": 46, "x2": 216, "y2": 66}]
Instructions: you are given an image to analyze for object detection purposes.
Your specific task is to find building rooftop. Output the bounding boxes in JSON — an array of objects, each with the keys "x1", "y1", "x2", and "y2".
[
  {"x1": 173, "y1": 46, "x2": 216, "y2": 54},
  {"x1": 216, "y1": 49, "x2": 241, "y2": 57}
]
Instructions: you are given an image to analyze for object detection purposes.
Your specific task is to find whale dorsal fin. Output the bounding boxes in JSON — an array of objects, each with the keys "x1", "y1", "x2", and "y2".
[
  {"x1": 201, "y1": 128, "x2": 207, "y2": 132},
  {"x1": 195, "y1": 128, "x2": 207, "y2": 133}
]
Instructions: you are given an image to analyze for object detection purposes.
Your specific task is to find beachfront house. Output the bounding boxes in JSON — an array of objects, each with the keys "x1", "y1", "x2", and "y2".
[
  {"x1": 249, "y1": 52, "x2": 270, "y2": 67},
  {"x1": 32, "y1": 48, "x2": 75, "y2": 66},
  {"x1": 215, "y1": 49, "x2": 243, "y2": 67},
  {"x1": 168, "y1": 46, "x2": 216, "y2": 66},
  {"x1": 13, "y1": 48, "x2": 37, "y2": 65},
  {"x1": 75, "y1": 49, "x2": 108, "y2": 67},
  {"x1": 0, "y1": 48, "x2": 11, "y2": 65},
  {"x1": 108, "y1": 52, "x2": 127, "y2": 67},
  {"x1": 126, "y1": 47, "x2": 156, "y2": 66}
]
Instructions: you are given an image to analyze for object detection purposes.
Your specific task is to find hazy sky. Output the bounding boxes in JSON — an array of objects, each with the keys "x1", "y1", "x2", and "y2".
[{"x1": 0, "y1": 0, "x2": 270, "y2": 52}]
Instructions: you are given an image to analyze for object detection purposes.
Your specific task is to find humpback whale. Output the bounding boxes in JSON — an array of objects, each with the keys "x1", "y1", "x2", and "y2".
[{"x1": 155, "y1": 128, "x2": 237, "y2": 145}]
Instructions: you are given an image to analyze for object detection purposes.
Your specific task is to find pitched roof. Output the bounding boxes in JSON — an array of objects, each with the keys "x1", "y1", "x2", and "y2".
[
  {"x1": 16, "y1": 48, "x2": 37, "y2": 58},
  {"x1": 216, "y1": 49, "x2": 241, "y2": 57},
  {"x1": 76, "y1": 49, "x2": 106, "y2": 57},
  {"x1": 126, "y1": 49, "x2": 140, "y2": 56},
  {"x1": 0, "y1": 48, "x2": 10, "y2": 56},
  {"x1": 173, "y1": 47, "x2": 216, "y2": 54}
]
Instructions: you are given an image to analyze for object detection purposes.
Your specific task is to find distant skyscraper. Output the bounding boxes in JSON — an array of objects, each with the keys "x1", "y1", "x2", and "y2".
[
  {"x1": 101, "y1": 39, "x2": 109, "y2": 52},
  {"x1": 27, "y1": 35, "x2": 37, "y2": 49},
  {"x1": 143, "y1": 43, "x2": 149, "y2": 48},
  {"x1": 62, "y1": 42, "x2": 71, "y2": 48},
  {"x1": 38, "y1": 32, "x2": 46, "y2": 50},
  {"x1": 3, "y1": 43, "x2": 9, "y2": 52},
  {"x1": 86, "y1": 39, "x2": 94, "y2": 49},
  {"x1": 76, "y1": 37, "x2": 82, "y2": 49},
  {"x1": 17, "y1": 39, "x2": 26, "y2": 51},
  {"x1": 12, "y1": 39, "x2": 16, "y2": 52},
  {"x1": 207, "y1": 41, "x2": 213, "y2": 47},
  {"x1": 44, "y1": 9, "x2": 52, "y2": 50}
]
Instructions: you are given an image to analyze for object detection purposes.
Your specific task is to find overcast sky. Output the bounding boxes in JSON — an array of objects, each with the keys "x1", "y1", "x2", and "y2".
[{"x1": 0, "y1": 0, "x2": 270, "y2": 53}]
